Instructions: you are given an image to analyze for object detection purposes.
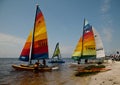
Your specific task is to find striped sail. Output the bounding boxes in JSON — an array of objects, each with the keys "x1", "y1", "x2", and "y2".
[
  {"x1": 72, "y1": 19, "x2": 96, "y2": 60},
  {"x1": 19, "y1": 5, "x2": 48, "y2": 61}
]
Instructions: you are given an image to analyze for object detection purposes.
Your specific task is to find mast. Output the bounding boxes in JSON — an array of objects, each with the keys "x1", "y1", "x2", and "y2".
[
  {"x1": 29, "y1": 5, "x2": 38, "y2": 64},
  {"x1": 81, "y1": 18, "x2": 85, "y2": 58}
]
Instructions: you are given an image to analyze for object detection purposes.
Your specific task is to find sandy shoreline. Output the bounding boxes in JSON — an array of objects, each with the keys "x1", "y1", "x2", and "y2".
[{"x1": 88, "y1": 61, "x2": 120, "y2": 85}]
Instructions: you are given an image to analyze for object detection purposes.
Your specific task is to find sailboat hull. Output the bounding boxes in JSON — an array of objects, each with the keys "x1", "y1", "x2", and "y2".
[
  {"x1": 12, "y1": 64, "x2": 52, "y2": 72},
  {"x1": 48, "y1": 60, "x2": 65, "y2": 63}
]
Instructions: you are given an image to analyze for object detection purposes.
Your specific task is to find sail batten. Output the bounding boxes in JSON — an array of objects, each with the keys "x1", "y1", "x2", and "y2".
[{"x1": 19, "y1": 5, "x2": 49, "y2": 62}]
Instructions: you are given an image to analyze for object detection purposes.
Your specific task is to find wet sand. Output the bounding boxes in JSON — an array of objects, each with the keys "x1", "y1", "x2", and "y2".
[
  {"x1": 12, "y1": 72, "x2": 90, "y2": 85},
  {"x1": 14, "y1": 66, "x2": 90, "y2": 85}
]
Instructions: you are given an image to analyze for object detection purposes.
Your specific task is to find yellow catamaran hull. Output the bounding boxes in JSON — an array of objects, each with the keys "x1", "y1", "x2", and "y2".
[{"x1": 12, "y1": 64, "x2": 52, "y2": 72}]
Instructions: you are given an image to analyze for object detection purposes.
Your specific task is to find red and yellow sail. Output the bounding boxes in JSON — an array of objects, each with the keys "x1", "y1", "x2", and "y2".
[
  {"x1": 19, "y1": 5, "x2": 48, "y2": 61},
  {"x1": 72, "y1": 19, "x2": 96, "y2": 60}
]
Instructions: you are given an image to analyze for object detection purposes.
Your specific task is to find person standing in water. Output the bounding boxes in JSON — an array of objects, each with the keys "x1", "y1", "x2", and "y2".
[{"x1": 43, "y1": 59, "x2": 46, "y2": 67}]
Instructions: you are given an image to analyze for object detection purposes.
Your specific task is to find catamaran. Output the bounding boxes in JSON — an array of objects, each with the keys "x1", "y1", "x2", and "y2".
[
  {"x1": 48, "y1": 42, "x2": 65, "y2": 63},
  {"x1": 12, "y1": 5, "x2": 58, "y2": 71},
  {"x1": 71, "y1": 19, "x2": 105, "y2": 65}
]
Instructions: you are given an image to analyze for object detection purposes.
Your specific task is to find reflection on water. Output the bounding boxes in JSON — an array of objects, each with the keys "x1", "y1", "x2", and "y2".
[{"x1": 0, "y1": 58, "x2": 90, "y2": 85}]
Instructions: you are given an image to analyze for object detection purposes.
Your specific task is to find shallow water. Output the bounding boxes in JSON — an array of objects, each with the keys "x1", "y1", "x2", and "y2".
[{"x1": 0, "y1": 58, "x2": 89, "y2": 85}]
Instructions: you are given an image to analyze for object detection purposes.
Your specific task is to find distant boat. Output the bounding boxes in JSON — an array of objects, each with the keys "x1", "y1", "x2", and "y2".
[
  {"x1": 48, "y1": 42, "x2": 65, "y2": 63},
  {"x1": 71, "y1": 19, "x2": 105, "y2": 64},
  {"x1": 12, "y1": 5, "x2": 58, "y2": 71}
]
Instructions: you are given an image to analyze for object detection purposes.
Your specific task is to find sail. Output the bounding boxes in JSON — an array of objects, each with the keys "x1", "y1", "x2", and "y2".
[
  {"x1": 72, "y1": 37, "x2": 82, "y2": 60},
  {"x1": 19, "y1": 31, "x2": 32, "y2": 61},
  {"x1": 72, "y1": 19, "x2": 96, "y2": 60},
  {"x1": 19, "y1": 5, "x2": 48, "y2": 61},
  {"x1": 52, "y1": 42, "x2": 61, "y2": 58},
  {"x1": 92, "y1": 27, "x2": 105, "y2": 58}
]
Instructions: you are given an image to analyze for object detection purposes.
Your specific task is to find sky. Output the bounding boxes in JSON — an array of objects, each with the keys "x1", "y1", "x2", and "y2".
[{"x1": 0, "y1": 0, "x2": 120, "y2": 58}]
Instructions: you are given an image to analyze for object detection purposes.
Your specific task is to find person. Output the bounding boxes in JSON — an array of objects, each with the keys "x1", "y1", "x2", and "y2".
[
  {"x1": 43, "y1": 59, "x2": 46, "y2": 67},
  {"x1": 34, "y1": 62, "x2": 39, "y2": 72},
  {"x1": 85, "y1": 59, "x2": 88, "y2": 64},
  {"x1": 77, "y1": 59, "x2": 81, "y2": 64}
]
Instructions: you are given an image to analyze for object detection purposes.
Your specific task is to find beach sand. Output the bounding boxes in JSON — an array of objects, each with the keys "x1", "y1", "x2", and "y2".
[{"x1": 88, "y1": 61, "x2": 120, "y2": 85}]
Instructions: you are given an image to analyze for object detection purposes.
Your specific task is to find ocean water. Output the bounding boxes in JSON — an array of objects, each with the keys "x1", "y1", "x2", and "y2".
[{"x1": 0, "y1": 58, "x2": 88, "y2": 85}]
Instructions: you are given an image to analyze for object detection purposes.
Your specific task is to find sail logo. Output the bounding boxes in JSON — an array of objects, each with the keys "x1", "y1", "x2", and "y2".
[
  {"x1": 85, "y1": 45, "x2": 95, "y2": 50},
  {"x1": 85, "y1": 29, "x2": 90, "y2": 33}
]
